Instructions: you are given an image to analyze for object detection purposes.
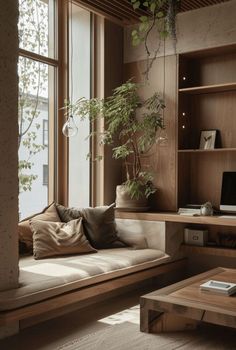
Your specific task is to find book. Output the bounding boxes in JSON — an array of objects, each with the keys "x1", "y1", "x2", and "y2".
[
  {"x1": 200, "y1": 280, "x2": 236, "y2": 296},
  {"x1": 178, "y1": 207, "x2": 201, "y2": 215}
]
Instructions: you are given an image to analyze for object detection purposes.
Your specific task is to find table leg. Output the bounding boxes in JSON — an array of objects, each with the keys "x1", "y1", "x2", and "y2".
[{"x1": 140, "y1": 298, "x2": 162, "y2": 333}]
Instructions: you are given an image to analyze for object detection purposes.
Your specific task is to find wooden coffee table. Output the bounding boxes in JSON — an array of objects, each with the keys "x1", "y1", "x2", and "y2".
[{"x1": 140, "y1": 267, "x2": 236, "y2": 333}]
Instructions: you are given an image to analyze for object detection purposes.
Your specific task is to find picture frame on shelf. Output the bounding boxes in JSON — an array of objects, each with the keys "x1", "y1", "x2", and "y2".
[{"x1": 199, "y1": 130, "x2": 218, "y2": 150}]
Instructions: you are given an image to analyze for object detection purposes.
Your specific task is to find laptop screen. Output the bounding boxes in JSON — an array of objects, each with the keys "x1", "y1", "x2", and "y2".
[{"x1": 220, "y1": 172, "x2": 236, "y2": 209}]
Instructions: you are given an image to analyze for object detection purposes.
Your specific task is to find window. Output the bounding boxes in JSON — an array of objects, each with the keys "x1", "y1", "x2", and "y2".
[
  {"x1": 68, "y1": 4, "x2": 91, "y2": 208},
  {"x1": 18, "y1": 0, "x2": 57, "y2": 218},
  {"x1": 43, "y1": 165, "x2": 49, "y2": 186},
  {"x1": 43, "y1": 119, "x2": 48, "y2": 146}
]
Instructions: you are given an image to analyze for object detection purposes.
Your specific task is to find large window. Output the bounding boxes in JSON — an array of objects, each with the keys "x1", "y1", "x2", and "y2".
[
  {"x1": 18, "y1": 0, "x2": 57, "y2": 219},
  {"x1": 68, "y1": 4, "x2": 91, "y2": 208}
]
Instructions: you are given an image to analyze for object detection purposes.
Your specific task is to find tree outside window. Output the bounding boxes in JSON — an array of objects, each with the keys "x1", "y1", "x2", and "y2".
[{"x1": 18, "y1": 0, "x2": 56, "y2": 218}]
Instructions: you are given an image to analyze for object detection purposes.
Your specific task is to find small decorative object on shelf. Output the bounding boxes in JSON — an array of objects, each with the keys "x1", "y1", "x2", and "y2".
[
  {"x1": 200, "y1": 202, "x2": 213, "y2": 216},
  {"x1": 199, "y1": 130, "x2": 218, "y2": 150}
]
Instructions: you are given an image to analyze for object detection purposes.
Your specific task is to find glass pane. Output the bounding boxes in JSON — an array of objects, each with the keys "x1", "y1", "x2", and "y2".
[
  {"x1": 18, "y1": 56, "x2": 54, "y2": 219},
  {"x1": 18, "y1": 0, "x2": 55, "y2": 58},
  {"x1": 68, "y1": 5, "x2": 91, "y2": 208}
]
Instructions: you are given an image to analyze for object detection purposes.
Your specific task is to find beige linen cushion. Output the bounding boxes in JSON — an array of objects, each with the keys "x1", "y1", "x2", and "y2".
[
  {"x1": 117, "y1": 233, "x2": 147, "y2": 249},
  {"x1": 18, "y1": 203, "x2": 61, "y2": 252},
  {"x1": 30, "y1": 218, "x2": 97, "y2": 259}
]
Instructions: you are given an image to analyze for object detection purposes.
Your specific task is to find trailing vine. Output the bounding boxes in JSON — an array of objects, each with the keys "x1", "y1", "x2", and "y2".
[{"x1": 131, "y1": 0, "x2": 180, "y2": 80}]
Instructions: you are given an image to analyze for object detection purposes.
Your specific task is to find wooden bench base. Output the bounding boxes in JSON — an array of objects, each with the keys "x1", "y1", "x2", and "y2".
[{"x1": 0, "y1": 259, "x2": 187, "y2": 329}]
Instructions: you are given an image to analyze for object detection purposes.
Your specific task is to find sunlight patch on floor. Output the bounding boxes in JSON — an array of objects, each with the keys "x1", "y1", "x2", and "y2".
[{"x1": 98, "y1": 305, "x2": 140, "y2": 325}]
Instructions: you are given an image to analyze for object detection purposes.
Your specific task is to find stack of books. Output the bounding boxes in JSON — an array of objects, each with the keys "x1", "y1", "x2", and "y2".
[
  {"x1": 178, "y1": 204, "x2": 201, "y2": 216},
  {"x1": 200, "y1": 280, "x2": 236, "y2": 296}
]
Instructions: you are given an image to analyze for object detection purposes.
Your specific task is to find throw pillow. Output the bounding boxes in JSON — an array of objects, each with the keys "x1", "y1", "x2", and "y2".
[
  {"x1": 30, "y1": 218, "x2": 97, "y2": 259},
  {"x1": 81, "y1": 203, "x2": 126, "y2": 249},
  {"x1": 18, "y1": 202, "x2": 61, "y2": 252},
  {"x1": 56, "y1": 203, "x2": 82, "y2": 222}
]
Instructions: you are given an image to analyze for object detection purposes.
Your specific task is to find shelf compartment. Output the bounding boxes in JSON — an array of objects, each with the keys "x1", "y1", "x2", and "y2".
[
  {"x1": 178, "y1": 148, "x2": 236, "y2": 153},
  {"x1": 182, "y1": 245, "x2": 236, "y2": 258},
  {"x1": 116, "y1": 211, "x2": 236, "y2": 227},
  {"x1": 179, "y1": 82, "x2": 236, "y2": 94}
]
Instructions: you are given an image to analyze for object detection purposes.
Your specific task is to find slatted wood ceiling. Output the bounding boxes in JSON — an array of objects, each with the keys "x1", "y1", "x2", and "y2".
[{"x1": 75, "y1": 0, "x2": 230, "y2": 25}]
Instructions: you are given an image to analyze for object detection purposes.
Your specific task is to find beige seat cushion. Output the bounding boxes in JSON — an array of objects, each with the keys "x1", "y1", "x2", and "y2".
[
  {"x1": 30, "y1": 218, "x2": 97, "y2": 259},
  {"x1": 18, "y1": 203, "x2": 61, "y2": 252},
  {"x1": 0, "y1": 248, "x2": 170, "y2": 311}
]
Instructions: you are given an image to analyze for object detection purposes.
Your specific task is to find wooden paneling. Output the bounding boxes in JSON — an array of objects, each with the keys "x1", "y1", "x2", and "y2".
[
  {"x1": 182, "y1": 245, "x2": 236, "y2": 258},
  {"x1": 103, "y1": 19, "x2": 123, "y2": 205},
  {"x1": 124, "y1": 55, "x2": 178, "y2": 211},
  {"x1": 75, "y1": 0, "x2": 230, "y2": 25}
]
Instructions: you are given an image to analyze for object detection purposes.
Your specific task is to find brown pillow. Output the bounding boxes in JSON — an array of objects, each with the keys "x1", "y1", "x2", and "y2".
[
  {"x1": 81, "y1": 203, "x2": 126, "y2": 249},
  {"x1": 56, "y1": 203, "x2": 82, "y2": 222},
  {"x1": 18, "y1": 203, "x2": 61, "y2": 252},
  {"x1": 30, "y1": 218, "x2": 97, "y2": 259}
]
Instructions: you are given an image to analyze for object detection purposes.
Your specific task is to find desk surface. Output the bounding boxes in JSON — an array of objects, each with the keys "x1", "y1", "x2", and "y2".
[{"x1": 116, "y1": 211, "x2": 236, "y2": 227}]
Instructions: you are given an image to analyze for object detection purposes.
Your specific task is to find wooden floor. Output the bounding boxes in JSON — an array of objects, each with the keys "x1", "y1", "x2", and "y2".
[
  {"x1": 0, "y1": 285, "x2": 152, "y2": 350},
  {"x1": 0, "y1": 281, "x2": 235, "y2": 350}
]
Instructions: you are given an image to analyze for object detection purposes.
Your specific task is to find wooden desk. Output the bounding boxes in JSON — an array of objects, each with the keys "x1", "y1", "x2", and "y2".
[
  {"x1": 140, "y1": 267, "x2": 236, "y2": 333},
  {"x1": 116, "y1": 211, "x2": 236, "y2": 227}
]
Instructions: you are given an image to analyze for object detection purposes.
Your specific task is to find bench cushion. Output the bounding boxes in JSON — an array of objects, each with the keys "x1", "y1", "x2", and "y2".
[{"x1": 0, "y1": 248, "x2": 169, "y2": 311}]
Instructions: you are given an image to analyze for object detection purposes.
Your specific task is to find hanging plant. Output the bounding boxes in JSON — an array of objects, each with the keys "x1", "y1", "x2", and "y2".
[{"x1": 131, "y1": 0, "x2": 180, "y2": 80}]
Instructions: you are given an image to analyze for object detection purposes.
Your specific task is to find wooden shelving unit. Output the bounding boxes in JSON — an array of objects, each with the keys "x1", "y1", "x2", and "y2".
[
  {"x1": 182, "y1": 245, "x2": 236, "y2": 258},
  {"x1": 178, "y1": 44, "x2": 236, "y2": 209},
  {"x1": 116, "y1": 211, "x2": 236, "y2": 227},
  {"x1": 178, "y1": 148, "x2": 236, "y2": 153},
  {"x1": 179, "y1": 82, "x2": 236, "y2": 94},
  {"x1": 121, "y1": 44, "x2": 236, "y2": 270}
]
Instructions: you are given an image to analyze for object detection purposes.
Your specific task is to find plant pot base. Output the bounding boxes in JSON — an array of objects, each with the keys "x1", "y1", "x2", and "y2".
[{"x1": 115, "y1": 185, "x2": 149, "y2": 212}]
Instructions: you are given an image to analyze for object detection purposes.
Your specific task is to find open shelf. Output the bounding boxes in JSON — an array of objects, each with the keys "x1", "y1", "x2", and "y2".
[
  {"x1": 178, "y1": 148, "x2": 236, "y2": 153},
  {"x1": 182, "y1": 245, "x2": 236, "y2": 258},
  {"x1": 116, "y1": 211, "x2": 236, "y2": 227},
  {"x1": 179, "y1": 82, "x2": 236, "y2": 94},
  {"x1": 178, "y1": 46, "x2": 236, "y2": 209}
]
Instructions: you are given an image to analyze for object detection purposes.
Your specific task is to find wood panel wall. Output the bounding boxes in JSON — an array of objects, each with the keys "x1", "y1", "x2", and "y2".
[{"x1": 124, "y1": 55, "x2": 178, "y2": 211}]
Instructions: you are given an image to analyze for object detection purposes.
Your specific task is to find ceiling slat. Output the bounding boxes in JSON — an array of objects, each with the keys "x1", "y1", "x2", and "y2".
[{"x1": 75, "y1": 0, "x2": 231, "y2": 25}]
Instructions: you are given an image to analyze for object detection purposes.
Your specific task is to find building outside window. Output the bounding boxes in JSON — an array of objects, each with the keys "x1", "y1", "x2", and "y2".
[
  {"x1": 43, "y1": 164, "x2": 49, "y2": 186},
  {"x1": 43, "y1": 119, "x2": 49, "y2": 146}
]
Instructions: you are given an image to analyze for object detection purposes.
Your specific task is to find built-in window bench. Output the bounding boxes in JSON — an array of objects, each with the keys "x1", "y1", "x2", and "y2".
[{"x1": 0, "y1": 218, "x2": 186, "y2": 330}]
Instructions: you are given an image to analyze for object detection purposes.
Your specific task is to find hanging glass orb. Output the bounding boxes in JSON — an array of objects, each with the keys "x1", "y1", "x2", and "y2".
[{"x1": 62, "y1": 115, "x2": 78, "y2": 137}]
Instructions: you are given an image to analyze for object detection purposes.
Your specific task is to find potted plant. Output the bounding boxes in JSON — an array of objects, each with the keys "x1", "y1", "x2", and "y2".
[{"x1": 63, "y1": 79, "x2": 165, "y2": 210}]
